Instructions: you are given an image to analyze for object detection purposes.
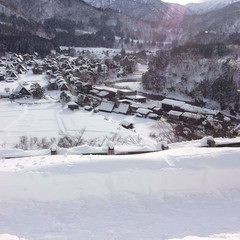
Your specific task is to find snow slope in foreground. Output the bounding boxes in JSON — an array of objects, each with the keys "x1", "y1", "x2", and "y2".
[
  {"x1": 0, "y1": 147, "x2": 240, "y2": 240},
  {"x1": 0, "y1": 234, "x2": 27, "y2": 240}
]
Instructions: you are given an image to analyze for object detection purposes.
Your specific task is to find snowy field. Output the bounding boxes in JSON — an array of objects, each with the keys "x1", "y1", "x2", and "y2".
[
  {"x1": 0, "y1": 100, "x2": 172, "y2": 148},
  {"x1": 0, "y1": 147, "x2": 240, "y2": 240},
  {"x1": 60, "y1": 46, "x2": 122, "y2": 59}
]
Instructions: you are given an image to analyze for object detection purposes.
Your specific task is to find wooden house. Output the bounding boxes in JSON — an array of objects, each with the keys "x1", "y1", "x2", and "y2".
[
  {"x1": 125, "y1": 95, "x2": 147, "y2": 103},
  {"x1": 75, "y1": 82, "x2": 92, "y2": 94},
  {"x1": 114, "y1": 103, "x2": 131, "y2": 115},
  {"x1": 117, "y1": 89, "x2": 136, "y2": 99},
  {"x1": 8, "y1": 71, "x2": 18, "y2": 79},
  {"x1": 120, "y1": 120, "x2": 134, "y2": 129},
  {"x1": 97, "y1": 101, "x2": 116, "y2": 113},
  {"x1": 161, "y1": 99, "x2": 185, "y2": 112},
  {"x1": 0, "y1": 74, "x2": 5, "y2": 81},
  {"x1": 78, "y1": 94, "x2": 91, "y2": 107},
  {"x1": 14, "y1": 85, "x2": 31, "y2": 97},
  {"x1": 136, "y1": 108, "x2": 152, "y2": 118},
  {"x1": 97, "y1": 90, "x2": 114, "y2": 99},
  {"x1": 181, "y1": 112, "x2": 205, "y2": 124},
  {"x1": 32, "y1": 67, "x2": 43, "y2": 74},
  {"x1": 93, "y1": 87, "x2": 116, "y2": 100},
  {"x1": 89, "y1": 89, "x2": 99, "y2": 96},
  {"x1": 120, "y1": 56, "x2": 135, "y2": 73},
  {"x1": 48, "y1": 79, "x2": 58, "y2": 90},
  {"x1": 168, "y1": 110, "x2": 183, "y2": 120},
  {"x1": 130, "y1": 103, "x2": 141, "y2": 113},
  {"x1": 148, "y1": 113, "x2": 159, "y2": 120},
  {"x1": 214, "y1": 112, "x2": 225, "y2": 121},
  {"x1": 84, "y1": 105, "x2": 93, "y2": 111},
  {"x1": 58, "y1": 82, "x2": 69, "y2": 91},
  {"x1": 152, "y1": 107, "x2": 162, "y2": 115},
  {"x1": 68, "y1": 102, "x2": 79, "y2": 111}
]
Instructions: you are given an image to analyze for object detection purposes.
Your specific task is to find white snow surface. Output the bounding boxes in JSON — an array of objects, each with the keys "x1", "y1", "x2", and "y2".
[
  {"x1": 0, "y1": 147, "x2": 240, "y2": 240},
  {"x1": 187, "y1": 0, "x2": 240, "y2": 14},
  {"x1": 0, "y1": 234, "x2": 27, "y2": 240},
  {"x1": 0, "y1": 100, "x2": 166, "y2": 148}
]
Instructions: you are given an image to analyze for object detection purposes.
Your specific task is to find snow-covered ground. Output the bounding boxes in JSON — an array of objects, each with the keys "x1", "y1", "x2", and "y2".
[
  {"x1": 0, "y1": 147, "x2": 240, "y2": 240},
  {"x1": 60, "y1": 46, "x2": 122, "y2": 59},
  {"x1": 0, "y1": 100, "x2": 172, "y2": 148}
]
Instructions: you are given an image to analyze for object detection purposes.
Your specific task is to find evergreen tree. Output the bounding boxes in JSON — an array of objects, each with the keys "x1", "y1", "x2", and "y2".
[{"x1": 30, "y1": 83, "x2": 45, "y2": 99}]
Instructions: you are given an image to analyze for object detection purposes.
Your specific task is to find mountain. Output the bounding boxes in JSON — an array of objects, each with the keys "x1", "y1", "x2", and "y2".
[
  {"x1": 84, "y1": 0, "x2": 192, "y2": 24},
  {"x1": 0, "y1": 0, "x2": 158, "y2": 39},
  {"x1": 0, "y1": 0, "x2": 239, "y2": 53},
  {"x1": 177, "y1": 1, "x2": 240, "y2": 44},
  {"x1": 0, "y1": 0, "x2": 102, "y2": 23},
  {"x1": 187, "y1": 0, "x2": 240, "y2": 14},
  {"x1": 0, "y1": 0, "x2": 162, "y2": 54}
]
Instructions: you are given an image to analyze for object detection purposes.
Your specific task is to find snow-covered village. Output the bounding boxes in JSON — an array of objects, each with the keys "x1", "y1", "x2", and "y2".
[{"x1": 0, "y1": 0, "x2": 240, "y2": 239}]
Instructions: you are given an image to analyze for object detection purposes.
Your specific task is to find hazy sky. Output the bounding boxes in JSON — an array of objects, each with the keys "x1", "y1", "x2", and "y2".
[{"x1": 162, "y1": 0, "x2": 202, "y2": 5}]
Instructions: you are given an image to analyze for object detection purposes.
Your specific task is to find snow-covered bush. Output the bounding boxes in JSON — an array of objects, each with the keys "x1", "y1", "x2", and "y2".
[
  {"x1": 200, "y1": 136, "x2": 215, "y2": 147},
  {"x1": 15, "y1": 136, "x2": 56, "y2": 150}
]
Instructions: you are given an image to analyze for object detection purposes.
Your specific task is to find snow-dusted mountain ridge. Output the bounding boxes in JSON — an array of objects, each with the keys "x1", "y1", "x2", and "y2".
[
  {"x1": 187, "y1": 0, "x2": 240, "y2": 14},
  {"x1": 84, "y1": 0, "x2": 192, "y2": 23}
]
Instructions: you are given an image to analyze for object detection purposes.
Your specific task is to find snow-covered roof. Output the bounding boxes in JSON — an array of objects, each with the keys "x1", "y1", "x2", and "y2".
[
  {"x1": 93, "y1": 86, "x2": 117, "y2": 93},
  {"x1": 126, "y1": 95, "x2": 146, "y2": 100},
  {"x1": 84, "y1": 106, "x2": 93, "y2": 110},
  {"x1": 153, "y1": 107, "x2": 161, "y2": 111},
  {"x1": 49, "y1": 79, "x2": 56, "y2": 84},
  {"x1": 97, "y1": 91, "x2": 110, "y2": 97},
  {"x1": 90, "y1": 89, "x2": 99, "y2": 94},
  {"x1": 200, "y1": 107, "x2": 217, "y2": 115},
  {"x1": 117, "y1": 89, "x2": 135, "y2": 93},
  {"x1": 181, "y1": 103, "x2": 217, "y2": 116},
  {"x1": 136, "y1": 108, "x2": 152, "y2": 115},
  {"x1": 130, "y1": 102, "x2": 142, "y2": 108},
  {"x1": 181, "y1": 103, "x2": 201, "y2": 113},
  {"x1": 114, "y1": 103, "x2": 130, "y2": 114},
  {"x1": 120, "y1": 120, "x2": 133, "y2": 127},
  {"x1": 161, "y1": 98, "x2": 185, "y2": 108},
  {"x1": 98, "y1": 101, "x2": 115, "y2": 112},
  {"x1": 182, "y1": 112, "x2": 203, "y2": 120},
  {"x1": 14, "y1": 84, "x2": 25, "y2": 93},
  {"x1": 68, "y1": 101, "x2": 78, "y2": 106},
  {"x1": 148, "y1": 113, "x2": 158, "y2": 118},
  {"x1": 168, "y1": 110, "x2": 183, "y2": 117}
]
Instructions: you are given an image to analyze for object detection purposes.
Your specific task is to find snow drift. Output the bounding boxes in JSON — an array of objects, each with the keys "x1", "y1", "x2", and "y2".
[
  {"x1": 0, "y1": 147, "x2": 240, "y2": 240},
  {"x1": 0, "y1": 234, "x2": 27, "y2": 240},
  {"x1": 1, "y1": 148, "x2": 240, "y2": 201}
]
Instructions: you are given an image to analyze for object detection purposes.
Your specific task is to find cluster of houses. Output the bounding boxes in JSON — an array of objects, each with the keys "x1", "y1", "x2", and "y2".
[
  {"x1": 0, "y1": 53, "x2": 27, "y2": 83},
  {"x1": 47, "y1": 70, "x2": 69, "y2": 91},
  {"x1": 65, "y1": 84, "x2": 239, "y2": 138},
  {"x1": 25, "y1": 52, "x2": 239, "y2": 137},
  {"x1": 0, "y1": 51, "x2": 239, "y2": 139},
  {"x1": 66, "y1": 82, "x2": 237, "y2": 131},
  {"x1": 44, "y1": 54, "x2": 121, "y2": 88},
  {"x1": 0, "y1": 53, "x2": 45, "y2": 98},
  {"x1": 160, "y1": 98, "x2": 238, "y2": 134}
]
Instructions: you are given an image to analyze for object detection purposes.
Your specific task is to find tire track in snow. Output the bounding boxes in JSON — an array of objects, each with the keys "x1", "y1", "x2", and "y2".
[
  {"x1": 2, "y1": 105, "x2": 28, "y2": 132},
  {"x1": 55, "y1": 109, "x2": 67, "y2": 134}
]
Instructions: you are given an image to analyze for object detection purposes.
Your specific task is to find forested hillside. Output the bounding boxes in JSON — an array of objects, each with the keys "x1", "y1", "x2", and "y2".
[{"x1": 143, "y1": 43, "x2": 240, "y2": 110}]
